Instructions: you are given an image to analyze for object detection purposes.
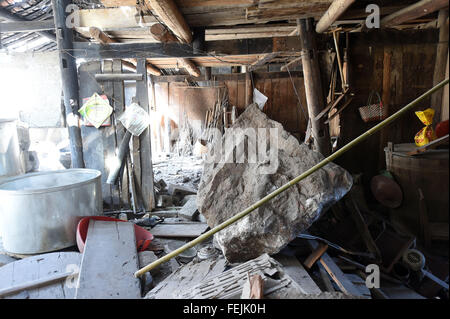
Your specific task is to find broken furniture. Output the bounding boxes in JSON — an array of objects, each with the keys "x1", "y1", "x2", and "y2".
[{"x1": 0, "y1": 169, "x2": 102, "y2": 254}]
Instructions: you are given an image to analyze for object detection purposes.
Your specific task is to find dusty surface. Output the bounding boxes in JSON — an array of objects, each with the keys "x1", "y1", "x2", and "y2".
[{"x1": 152, "y1": 154, "x2": 203, "y2": 191}]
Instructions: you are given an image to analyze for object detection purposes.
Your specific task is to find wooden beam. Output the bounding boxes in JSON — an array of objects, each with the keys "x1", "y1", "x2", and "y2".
[
  {"x1": 316, "y1": 0, "x2": 356, "y2": 33},
  {"x1": 280, "y1": 56, "x2": 302, "y2": 71},
  {"x1": 381, "y1": 0, "x2": 449, "y2": 28},
  {"x1": 0, "y1": 19, "x2": 54, "y2": 33},
  {"x1": 177, "y1": 58, "x2": 201, "y2": 77},
  {"x1": 152, "y1": 70, "x2": 303, "y2": 82},
  {"x1": 0, "y1": 8, "x2": 55, "y2": 42},
  {"x1": 89, "y1": 26, "x2": 162, "y2": 76},
  {"x1": 72, "y1": 36, "x2": 302, "y2": 59},
  {"x1": 248, "y1": 52, "x2": 279, "y2": 71},
  {"x1": 150, "y1": 23, "x2": 178, "y2": 42},
  {"x1": 89, "y1": 26, "x2": 115, "y2": 44},
  {"x1": 148, "y1": 0, "x2": 192, "y2": 43}
]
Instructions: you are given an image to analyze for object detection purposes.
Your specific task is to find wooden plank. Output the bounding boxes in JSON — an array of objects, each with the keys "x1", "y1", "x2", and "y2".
[
  {"x1": 150, "y1": 223, "x2": 209, "y2": 238},
  {"x1": 406, "y1": 134, "x2": 449, "y2": 156},
  {"x1": 275, "y1": 254, "x2": 322, "y2": 295},
  {"x1": 304, "y1": 242, "x2": 328, "y2": 269},
  {"x1": 0, "y1": 252, "x2": 81, "y2": 299},
  {"x1": 308, "y1": 240, "x2": 363, "y2": 297},
  {"x1": 75, "y1": 220, "x2": 141, "y2": 299},
  {"x1": 136, "y1": 59, "x2": 155, "y2": 211},
  {"x1": 102, "y1": 60, "x2": 121, "y2": 208},
  {"x1": 78, "y1": 61, "x2": 111, "y2": 205}
]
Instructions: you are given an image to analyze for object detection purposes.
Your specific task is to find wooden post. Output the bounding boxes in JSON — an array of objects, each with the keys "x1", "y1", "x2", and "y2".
[
  {"x1": 51, "y1": 0, "x2": 84, "y2": 168},
  {"x1": 431, "y1": 9, "x2": 449, "y2": 121},
  {"x1": 298, "y1": 18, "x2": 331, "y2": 156},
  {"x1": 136, "y1": 59, "x2": 155, "y2": 211},
  {"x1": 245, "y1": 71, "x2": 253, "y2": 107}
]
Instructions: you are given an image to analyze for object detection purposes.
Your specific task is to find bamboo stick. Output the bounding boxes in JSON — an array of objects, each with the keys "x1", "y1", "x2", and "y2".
[{"x1": 135, "y1": 78, "x2": 449, "y2": 277}]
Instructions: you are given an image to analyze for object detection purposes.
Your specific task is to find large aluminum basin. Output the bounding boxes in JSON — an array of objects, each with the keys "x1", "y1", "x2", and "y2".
[{"x1": 0, "y1": 169, "x2": 102, "y2": 254}]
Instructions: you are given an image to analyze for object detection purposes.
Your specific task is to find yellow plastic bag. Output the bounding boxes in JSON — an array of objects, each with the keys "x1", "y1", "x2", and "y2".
[{"x1": 414, "y1": 108, "x2": 436, "y2": 146}]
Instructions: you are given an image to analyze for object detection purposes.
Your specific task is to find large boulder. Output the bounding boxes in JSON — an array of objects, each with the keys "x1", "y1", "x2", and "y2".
[{"x1": 197, "y1": 104, "x2": 352, "y2": 263}]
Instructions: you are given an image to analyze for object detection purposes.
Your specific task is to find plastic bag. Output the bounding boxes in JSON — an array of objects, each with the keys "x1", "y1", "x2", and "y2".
[
  {"x1": 118, "y1": 103, "x2": 150, "y2": 136},
  {"x1": 414, "y1": 108, "x2": 436, "y2": 147},
  {"x1": 78, "y1": 93, "x2": 113, "y2": 128}
]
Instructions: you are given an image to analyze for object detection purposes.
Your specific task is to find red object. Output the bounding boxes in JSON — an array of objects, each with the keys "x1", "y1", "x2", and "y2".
[
  {"x1": 435, "y1": 120, "x2": 449, "y2": 138},
  {"x1": 76, "y1": 216, "x2": 153, "y2": 253}
]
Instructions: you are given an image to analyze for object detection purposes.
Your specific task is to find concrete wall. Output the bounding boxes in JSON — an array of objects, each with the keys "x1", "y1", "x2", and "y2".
[{"x1": 0, "y1": 51, "x2": 63, "y2": 127}]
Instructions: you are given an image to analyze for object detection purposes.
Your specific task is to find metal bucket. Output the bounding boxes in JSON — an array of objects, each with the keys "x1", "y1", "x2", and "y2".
[
  {"x1": 0, "y1": 169, "x2": 102, "y2": 254},
  {"x1": 385, "y1": 143, "x2": 449, "y2": 237},
  {"x1": 0, "y1": 118, "x2": 24, "y2": 178}
]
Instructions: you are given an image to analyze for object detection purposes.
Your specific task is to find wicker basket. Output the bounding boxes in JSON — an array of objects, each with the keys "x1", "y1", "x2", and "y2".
[{"x1": 358, "y1": 91, "x2": 387, "y2": 123}]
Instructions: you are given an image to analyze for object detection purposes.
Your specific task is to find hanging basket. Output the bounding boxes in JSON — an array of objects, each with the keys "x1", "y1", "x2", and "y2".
[{"x1": 358, "y1": 91, "x2": 387, "y2": 123}]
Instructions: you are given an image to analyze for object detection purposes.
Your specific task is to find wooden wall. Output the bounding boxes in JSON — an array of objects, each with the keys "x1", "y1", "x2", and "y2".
[
  {"x1": 335, "y1": 29, "x2": 440, "y2": 178},
  {"x1": 224, "y1": 74, "x2": 309, "y2": 139},
  {"x1": 152, "y1": 73, "x2": 309, "y2": 151}
]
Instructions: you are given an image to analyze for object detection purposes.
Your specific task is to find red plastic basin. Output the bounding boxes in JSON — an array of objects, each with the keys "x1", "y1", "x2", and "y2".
[{"x1": 76, "y1": 216, "x2": 154, "y2": 253}]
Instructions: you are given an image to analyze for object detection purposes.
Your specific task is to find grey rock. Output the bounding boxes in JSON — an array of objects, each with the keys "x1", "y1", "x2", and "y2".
[
  {"x1": 197, "y1": 104, "x2": 352, "y2": 263},
  {"x1": 138, "y1": 251, "x2": 158, "y2": 269},
  {"x1": 178, "y1": 196, "x2": 199, "y2": 221}
]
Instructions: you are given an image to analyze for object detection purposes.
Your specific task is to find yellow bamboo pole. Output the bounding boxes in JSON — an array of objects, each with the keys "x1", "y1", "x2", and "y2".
[{"x1": 135, "y1": 78, "x2": 449, "y2": 278}]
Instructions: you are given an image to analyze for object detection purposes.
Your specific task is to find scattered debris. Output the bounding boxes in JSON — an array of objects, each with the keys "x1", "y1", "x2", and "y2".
[
  {"x1": 198, "y1": 104, "x2": 353, "y2": 263},
  {"x1": 150, "y1": 222, "x2": 209, "y2": 238},
  {"x1": 178, "y1": 195, "x2": 199, "y2": 221},
  {"x1": 145, "y1": 254, "x2": 227, "y2": 299}
]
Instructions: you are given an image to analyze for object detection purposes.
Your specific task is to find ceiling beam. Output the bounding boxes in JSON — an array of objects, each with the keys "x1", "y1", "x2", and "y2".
[
  {"x1": 280, "y1": 56, "x2": 303, "y2": 71},
  {"x1": 381, "y1": 0, "x2": 449, "y2": 28},
  {"x1": 0, "y1": 8, "x2": 55, "y2": 42},
  {"x1": 150, "y1": 23, "x2": 178, "y2": 42},
  {"x1": 148, "y1": 0, "x2": 192, "y2": 43},
  {"x1": 0, "y1": 19, "x2": 54, "y2": 33},
  {"x1": 316, "y1": 0, "x2": 356, "y2": 33},
  {"x1": 177, "y1": 58, "x2": 201, "y2": 77},
  {"x1": 89, "y1": 26, "x2": 162, "y2": 76},
  {"x1": 247, "y1": 52, "x2": 279, "y2": 71},
  {"x1": 71, "y1": 36, "x2": 303, "y2": 59}
]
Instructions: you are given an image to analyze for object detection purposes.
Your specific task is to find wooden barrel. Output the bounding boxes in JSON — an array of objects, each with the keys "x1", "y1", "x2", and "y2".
[{"x1": 384, "y1": 143, "x2": 449, "y2": 239}]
